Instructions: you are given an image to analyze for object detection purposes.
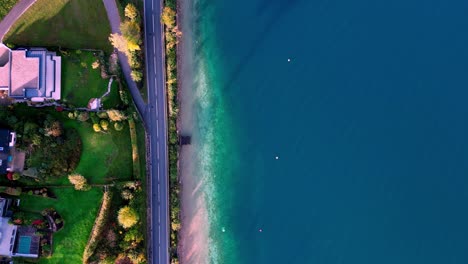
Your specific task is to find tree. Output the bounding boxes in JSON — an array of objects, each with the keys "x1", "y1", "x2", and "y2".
[
  {"x1": 125, "y1": 4, "x2": 139, "y2": 21},
  {"x1": 161, "y1": 7, "x2": 176, "y2": 28},
  {"x1": 45, "y1": 121, "x2": 63, "y2": 137},
  {"x1": 68, "y1": 174, "x2": 90, "y2": 191},
  {"x1": 109, "y1": 33, "x2": 129, "y2": 54},
  {"x1": 77, "y1": 112, "x2": 90, "y2": 122},
  {"x1": 118, "y1": 206, "x2": 139, "y2": 228},
  {"x1": 121, "y1": 189, "x2": 134, "y2": 200},
  {"x1": 107, "y1": 109, "x2": 127, "y2": 122},
  {"x1": 131, "y1": 70, "x2": 143, "y2": 82},
  {"x1": 114, "y1": 122, "x2": 124, "y2": 131},
  {"x1": 100, "y1": 120, "x2": 109, "y2": 130},
  {"x1": 93, "y1": 123, "x2": 102, "y2": 132},
  {"x1": 92, "y1": 60, "x2": 100, "y2": 69},
  {"x1": 121, "y1": 20, "x2": 141, "y2": 47},
  {"x1": 12, "y1": 172, "x2": 20, "y2": 181},
  {"x1": 124, "y1": 228, "x2": 143, "y2": 243}
]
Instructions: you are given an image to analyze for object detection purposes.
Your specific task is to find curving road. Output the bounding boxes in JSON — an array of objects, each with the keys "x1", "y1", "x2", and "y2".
[
  {"x1": 0, "y1": 0, "x2": 37, "y2": 41},
  {"x1": 104, "y1": 0, "x2": 169, "y2": 262},
  {"x1": 142, "y1": 0, "x2": 170, "y2": 264}
]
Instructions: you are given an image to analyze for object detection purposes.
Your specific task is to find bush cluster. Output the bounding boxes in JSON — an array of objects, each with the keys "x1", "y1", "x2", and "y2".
[
  {"x1": 162, "y1": 3, "x2": 182, "y2": 262},
  {"x1": 0, "y1": 104, "x2": 82, "y2": 179}
]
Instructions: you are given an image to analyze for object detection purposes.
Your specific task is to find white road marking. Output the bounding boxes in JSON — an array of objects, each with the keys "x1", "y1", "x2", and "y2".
[
  {"x1": 154, "y1": 56, "x2": 157, "y2": 70},
  {"x1": 158, "y1": 224, "x2": 161, "y2": 243},
  {"x1": 153, "y1": 39, "x2": 156, "y2": 54},
  {"x1": 157, "y1": 163, "x2": 160, "y2": 180},
  {"x1": 156, "y1": 122, "x2": 159, "y2": 137}
]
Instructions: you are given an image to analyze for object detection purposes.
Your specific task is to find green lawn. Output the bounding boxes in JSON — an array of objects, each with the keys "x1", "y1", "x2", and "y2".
[
  {"x1": 63, "y1": 119, "x2": 133, "y2": 184},
  {"x1": 4, "y1": 0, "x2": 112, "y2": 52},
  {"x1": 18, "y1": 188, "x2": 103, "y2": 264},
  {"x1": 0, "y1": 0, "x2": 18, "y2": 21},
  {"x1": 61, "y1": 51, "x2": 113, "y2": 108}
]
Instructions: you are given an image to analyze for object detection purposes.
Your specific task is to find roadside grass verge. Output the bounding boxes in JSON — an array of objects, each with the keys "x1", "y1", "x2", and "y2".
[
  {"x1": 0, "y1": 0, "x2": 18, "y2": 21},
  {"x1": 61, "y1": 51, "x2": 110, "y2": 108},
  {"x1": 18, "y1": 188, "x2": 103, "y2": 264},
  {"x1": 4, "y1": 0, "x2": 112, "y2": 52}
]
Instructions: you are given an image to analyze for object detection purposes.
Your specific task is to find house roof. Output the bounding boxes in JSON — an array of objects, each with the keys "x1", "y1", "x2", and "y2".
[
  {"x1": 0, "y1": 44, "x2": 10, "y2": 90},
  {"x1": 0, "y1": 217, "x2": 17, "y2": 257},
  {"x1": 10, "y1": 51, "x2": 39, "y2": 97},
  {"x1": 0, "y1": 130, "x2": 11, "y2": 175}
]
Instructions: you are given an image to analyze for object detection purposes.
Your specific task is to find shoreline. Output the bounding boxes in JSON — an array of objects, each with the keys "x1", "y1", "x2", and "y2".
[{"x1": 176, "y1": 0, "x2": 210, "y2": 263}]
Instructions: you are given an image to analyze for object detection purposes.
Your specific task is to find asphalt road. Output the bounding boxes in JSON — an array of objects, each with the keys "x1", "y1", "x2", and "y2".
[
  {"x1": 0, "y1": 0, "x2": 37, "y2": 41},
  {"x1": 142, "y1": 0, "x2": 170, "y2": 263}
]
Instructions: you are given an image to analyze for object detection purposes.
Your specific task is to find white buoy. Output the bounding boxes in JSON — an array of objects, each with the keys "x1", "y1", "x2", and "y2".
[
  {"x1": 222, "y1": 227, "x2": 226, "y2": 232},
  {"x1": 287, "y1": 58, "x2": 291, "y2": 62},
  {"x1": 275, "y1": 156, "x2": 279, "y2": 160}
]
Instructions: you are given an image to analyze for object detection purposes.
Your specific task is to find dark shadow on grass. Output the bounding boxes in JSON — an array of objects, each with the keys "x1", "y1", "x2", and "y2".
[{"x1": 5, "y1": 0, "x2": 112, "y2": 52}]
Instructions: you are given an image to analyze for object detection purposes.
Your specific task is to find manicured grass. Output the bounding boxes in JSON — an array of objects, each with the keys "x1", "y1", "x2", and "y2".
[
  {"x1": 18, "y1": 188, "x2": 103, "y2": 264},
  {"x1": 102, "y1": 81, "x2": 120, "y2": 109},
  {"x1": 4, "y1": 0, "x2": 112, "y2": 52},
  {"x1": 61, "y1": 51, "x2": 110, "y2": 108},
  {"x1": 0, "y1": 0, "x2": 18, "y2": 21},
  {"x1": 62, "y1": 118, "x2": 133, "y2": 184}
]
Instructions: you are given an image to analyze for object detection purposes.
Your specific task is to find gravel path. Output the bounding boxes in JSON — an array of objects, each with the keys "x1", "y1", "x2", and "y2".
[
  {"x1": 0, "y1": 0, "x2": 37, "y2": 41},
  {"x1": 102, "y1": 0, "x2": 147, "y2": 121}
]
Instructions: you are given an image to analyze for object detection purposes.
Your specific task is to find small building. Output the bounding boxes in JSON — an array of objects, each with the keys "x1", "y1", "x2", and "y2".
[
  {"x1": 0, "y1": 198, "x2": 39, "y2": 259},
  {"x1": 87, "y1": 98, "x2": 101, "y2": 110},
  {"x1": 0, "y1": 43, "x2": 61, "y2": 102},
  {"x1": 0, "y1": 130, "x2": 16, "y2": 175}
]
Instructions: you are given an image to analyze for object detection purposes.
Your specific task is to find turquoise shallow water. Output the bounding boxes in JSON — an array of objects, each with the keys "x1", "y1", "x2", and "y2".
[{"x1": 188, "y1": 0, "x2": 468, "y2": 263}]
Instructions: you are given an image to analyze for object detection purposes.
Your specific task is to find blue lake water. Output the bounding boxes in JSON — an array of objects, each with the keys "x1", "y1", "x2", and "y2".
[{"x1": 186, "y1": 0, "x2": 468, "y2": 263}]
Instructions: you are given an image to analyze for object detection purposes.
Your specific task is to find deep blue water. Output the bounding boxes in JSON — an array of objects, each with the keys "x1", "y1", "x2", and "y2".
[{"x1": 188, "y1": 0, "x2": 468, "y2": 263}]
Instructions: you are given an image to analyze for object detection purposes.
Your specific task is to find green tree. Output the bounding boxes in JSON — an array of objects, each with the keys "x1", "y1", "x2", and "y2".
[
  {"x1": 131, "y1": 70, "x2": 143, "y2": 82},
  {"x1": 118, "y1": 206, "x2": 139, "y2": 228},
  {"x1": 100, "y1": 120, "x2": 109, "y2": 130},
  {"x1": 12, "y1": 172, "x2": 20, "y2": 181},
  {"x1": 77, "y1": 112, "x2": 90, "y2": 122},
  {"x1": 114, "y1": 122, "x2": 124, "y2": 131},
  {"x1": 121, "y1": 20, "x2": 141, "y2": 47}
]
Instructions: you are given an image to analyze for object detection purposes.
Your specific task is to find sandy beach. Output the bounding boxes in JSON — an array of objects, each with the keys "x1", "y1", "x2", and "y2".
[{"x1": 177, "y1": 0, "x2": 210, "y2": 263}]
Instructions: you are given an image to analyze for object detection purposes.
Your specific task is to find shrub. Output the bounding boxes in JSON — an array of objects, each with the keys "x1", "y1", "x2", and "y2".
[
  {"x1": 12, "y1": 172, "x2": 20, "y2": 181},
  {"x1": 68, "y1": 173, "x2": 90, "y2": 191},
  {"x1": 107, "y1": 109, "x2": 127, "y2": 121},
  {"x1": 121, "y1": 189, "x2": 134, "y2": 200},
  {"x1": 93, "y1": 123, "x2": 102, "y2": 132},
  {"x1": 77, "y1": 112, "x2": 90, "y2": 122},
  {"x1": 114, "y1": 122, "x2": 124, "y2": 131},
  {"x1": 161, "y1": 7, "x2": 176, "y2": 28},
  {"x1": 124, "y1": 4, "x2": 138, "y2": 21},
  {"x1": 100, "y1": 119, "x2": 109, "y2": 130},
  {"x1": 97, "y1": 111, "x2": 109, "y2": 119},
  {"x1": 90, "y1": 112, "x2": 100, "y2": 124},
  {"x1": 119, "y1": 89, "x2": 129, "y2": 106},
  {"x1": 117, "y1": 206, "x2": 139, "y2": 229},
  {"x1": 83, "y1": 191, "x2": 112, "y2": 263},
  {"x1": 68, "y1": 112, "x2": 76, "y2": 119},
  {"x1": 131, "y1": 70, "x2": 143, "y2": 82},
  {"x1": 92, "y1": 60, "x2": 100, "y2": 69}
]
